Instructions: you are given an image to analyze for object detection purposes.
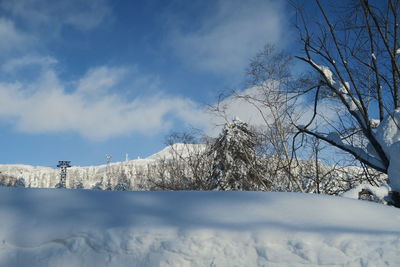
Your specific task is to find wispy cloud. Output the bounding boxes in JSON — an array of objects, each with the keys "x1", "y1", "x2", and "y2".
[
  {"x1": 168, "y1": 0, "x2": 289, "y2": 77},
  {"x1": 0, "y1": 0, "x2": 111, "y2": 32},
  {"x1": 205, "y1": 85, "x2": 340, "y2": 136},
  {"x1": 0, "y1": 18, "x2": 32, "y2": 53},
  {"x1": 0, "y1": 1, "x2": 212, "y2": 141},
  {"x1": 2, "y1": 55, "x2": 58, "y2": 72},
  {"x1": 76, "y1": 66, "x2": 128, "y2": 97},
  {"x1": 0, "y1": 65, "x2": 210, "y2": 140},
  {"x1": 0, "y1": 0, "x2": 299, "y2": 142}
]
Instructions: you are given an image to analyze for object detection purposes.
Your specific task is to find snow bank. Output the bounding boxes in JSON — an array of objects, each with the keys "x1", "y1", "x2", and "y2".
[
  {"x1": 342, "y1": 183, "x2": 391, "y2": 202},
  {"x1": 0, "y1": 188, "x2": 399, "y2": 266}
]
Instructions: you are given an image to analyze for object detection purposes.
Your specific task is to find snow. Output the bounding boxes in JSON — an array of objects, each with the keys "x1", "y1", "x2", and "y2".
[
  {"x1": 373, "y1": 109, "x2": 400, "y2": 191},
  {"x1": 146, "y1": 143, "x2": 206, "y2": 160},
  {"x1": 342, "y1": 183, "x2": 391, "y2": 201},
  {"x1": 0, "y1": 160, "x2": 153, "y2": 189},
  {"x1": 311, "y1": 60, "x2": 334, "y2": 85},
  {"x1": 311, "y1": 61, "x2": 362, "y2": 114},
  {"x1": 0, "y1": 187, "x2": 399, "y2": 266},
  {"x1": 0, "y1": 144, "x2": 206, "y2": 189},
  {"x1": 374, "y1": 109, "x2": 400, "y2": 157},
  {"x1": 370, "y1": 118, "x2": 380, "y2": 128},
  {"x1": 0, "y1": 143, "x2": 387, "y2": 194}
]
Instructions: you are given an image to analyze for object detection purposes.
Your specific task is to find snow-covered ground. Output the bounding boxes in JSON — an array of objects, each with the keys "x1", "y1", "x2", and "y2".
[{"x1": 0, "y1": 187, "x2": 399, "y2": 266}]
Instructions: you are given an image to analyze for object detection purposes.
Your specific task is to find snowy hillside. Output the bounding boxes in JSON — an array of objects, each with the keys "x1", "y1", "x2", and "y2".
[
  {"x1": 0, "y1": 187, "x2": 399, "y2": 266},
  {"x1": 0, "y1": 144, "x2": 205, "y2": 189},
  {"x1": 146, "y1": 143, "x2": 206, "y2": 160},
  {"x1": 0, "y1": 143, "x2": 381, "y2": 193}
]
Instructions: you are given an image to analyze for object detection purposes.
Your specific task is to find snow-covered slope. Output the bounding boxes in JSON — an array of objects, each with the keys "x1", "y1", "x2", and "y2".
[
  {"x1": 0, "y1": 187, "x2": 399, "y2": 266},
  {"x1": 0, "y1": 143, "x2": 207, "y2": 189},
  {"x1": 0, "y1": 151, "x2": 160, "y2": 189},
  {"x1": 146, "y1": 143, "x2": 206, "y2": 160}
]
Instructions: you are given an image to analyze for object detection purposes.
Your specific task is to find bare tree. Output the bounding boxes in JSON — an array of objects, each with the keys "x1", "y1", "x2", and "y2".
[
  {"x1": 211, "y1": 45, "x2": 309, "y2": 191},
  {"x1": 147, "y1": 132, "x2": 213, "y2": 190},
  {"x1": 293, "y1": 0, "x2": 400, "y2": 206}
]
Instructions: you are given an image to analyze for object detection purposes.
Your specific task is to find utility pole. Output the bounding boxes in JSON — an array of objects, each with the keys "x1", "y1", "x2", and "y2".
[
  {"x1": 105, "y1": 154, "x2": 112, "y2": 190},
  {"x1": 57, "y1": 161, "x2": 71, "y2": 188}
]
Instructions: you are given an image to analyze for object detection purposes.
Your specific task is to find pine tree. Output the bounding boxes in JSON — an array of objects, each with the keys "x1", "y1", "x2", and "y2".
[
  {"x1": 92, "y1": 181, "x2": 103, "y2": 190},
  {"x1": 114, "y1": 173, "x2": 131, "y2": 191},
  {"x1": 14, "y1": 177, "x2": 26, "y2": 188},
  {"x1": 105, "y1": 179, "x2": 113, "y2": 190},
  {"x1": 209, "y1": 118, "x2": 269, "y2": 190},
  {"x1": 0, "y1": 176, "x2": 6, "y2": 187},
  {"x1": 75, "y1": 182, "x2": 84, "y2": 189}
]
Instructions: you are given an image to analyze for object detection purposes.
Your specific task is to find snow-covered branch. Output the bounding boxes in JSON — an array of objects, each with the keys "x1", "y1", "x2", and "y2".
[{"x1": 296, "y1": 126, "x2": 386, "y2": 173}]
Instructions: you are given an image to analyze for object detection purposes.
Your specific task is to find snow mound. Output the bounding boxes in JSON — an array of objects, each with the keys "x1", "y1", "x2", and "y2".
[
  {"x1": 342, "y1": 183, "x2": 391, "y2": 201},
  {"x1": 0, "y1": 188, "x2": 399, "y2": 266}
]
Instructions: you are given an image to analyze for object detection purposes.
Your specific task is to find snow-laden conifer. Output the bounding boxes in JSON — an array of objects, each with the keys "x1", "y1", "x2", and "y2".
[{"x1": 209, "y1": 118, "x2": 270, "y2": 190}]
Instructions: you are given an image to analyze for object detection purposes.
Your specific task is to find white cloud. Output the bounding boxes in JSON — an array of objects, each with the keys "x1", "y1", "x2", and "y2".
[
  {"x1": 0, "y1": 18, "x2": 32, "y2": 52},
  {"x1": 0, "y1": 62, "x2": 340, "y2": 141},
  {"x1": 0, "y1": 0, "x2": 110, "y2": 31},
  {"x1": 204, "y1": 84, "x2": 341, "y2": 136},
  {"x1": 0, "y1": 66, "x2": 210, "y2": 140},
  {"x1": 76, "y1": 66, "x2": 127, "y2": 97},
  {"x1": 2, "y1": 55, "x2": 57, "y2": 72},
  {"x1": 169, "y1": 0, "x2": 289, "y2": 76}
]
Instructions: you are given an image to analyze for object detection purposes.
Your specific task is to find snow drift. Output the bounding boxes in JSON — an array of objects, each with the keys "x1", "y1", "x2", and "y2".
[{"x1": 0, "y1": 187, "x2": 399, "y2": 266}]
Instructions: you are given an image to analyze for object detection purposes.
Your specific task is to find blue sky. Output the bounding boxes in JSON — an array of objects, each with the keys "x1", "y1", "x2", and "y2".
[{"x1": 0, "y1": 0, "x2": 293, "y2": 167}]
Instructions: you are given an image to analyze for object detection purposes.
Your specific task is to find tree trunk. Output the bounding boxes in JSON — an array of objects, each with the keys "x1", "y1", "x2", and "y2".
[{"x1": 389, "y1": 191, "x2": 400, "y2": 208}]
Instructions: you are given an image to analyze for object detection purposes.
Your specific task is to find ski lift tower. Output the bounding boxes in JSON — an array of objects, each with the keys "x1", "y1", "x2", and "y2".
[
  {"x1": 57, "y1": 161, "x2": 71, "y2": 188},
  {"x1": 105, "y1": 154, "x2": 112, "y2": 174},
  {"x1": 105, "y1": 154, "x2": 112, "y2": 189}
]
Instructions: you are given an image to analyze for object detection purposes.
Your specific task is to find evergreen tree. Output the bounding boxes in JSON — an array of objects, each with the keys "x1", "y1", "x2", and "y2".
[
  {"x1": 209, "y1": 118, "x2": 270, "y2": 190},
  {"x1": 114, "y1": 173, "x2": 131, "y2": 191},
  {"x1": 92, "y1": 181, "x2": 103, "y2": 190},
  {"x1": 0, "y1": 176, "x2": 6, "y2": 187},
  {"x1": 105, "y1": 178, "x2": 113, "y2": 190},
  {"x1": 14, "y1": 177, "x2": 26, "y2": 188},
  {"x1": 75, "y1": 182, "x2": 84, "y2": 189}
]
